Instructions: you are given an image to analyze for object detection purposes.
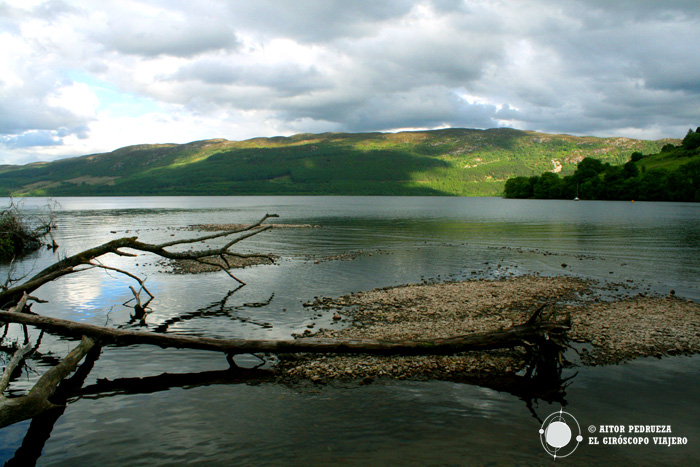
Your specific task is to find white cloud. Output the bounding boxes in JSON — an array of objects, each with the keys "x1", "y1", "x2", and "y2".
[
  {"x1": 46, "y1": 82, "x2": 99, "y2": 118},
  {"x1": 0, "y1": 34, "x2": 26, "y2": 88},
  {"x1": 2, "y1": 0, "x2": 43, "y2": 9}
]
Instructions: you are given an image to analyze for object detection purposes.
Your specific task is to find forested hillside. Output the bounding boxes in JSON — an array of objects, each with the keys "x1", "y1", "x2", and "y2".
[
  {"x1": 503, "y1": 128, "x2": 700, "y2": 201},
  {"x1": 0, "y1": 128, "x2": 671, "y2": 197}
]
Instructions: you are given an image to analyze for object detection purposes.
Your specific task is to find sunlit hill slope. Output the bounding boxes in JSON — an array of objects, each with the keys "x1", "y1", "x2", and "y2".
[{"x1": 0, "y1": 128, "x2": 674, "y2": 196}]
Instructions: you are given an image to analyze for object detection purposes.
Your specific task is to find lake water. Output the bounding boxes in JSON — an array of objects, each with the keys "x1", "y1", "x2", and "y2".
[{"x1": 0, "y1": 196, "x2": 698, "y2": 466}]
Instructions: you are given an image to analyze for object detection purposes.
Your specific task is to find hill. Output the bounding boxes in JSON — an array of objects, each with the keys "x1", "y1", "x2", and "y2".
[
  {"x1": 0, "y1": 128, "x2": 674, "y2": 197},
  {"x1": 503, "y1": 128, "x2": 700, "y2": 201}
]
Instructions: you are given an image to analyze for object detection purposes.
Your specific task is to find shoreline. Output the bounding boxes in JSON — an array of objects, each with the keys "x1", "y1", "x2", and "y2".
[{"x1": 277, "y1": 275, "x2": 700, "y2": 383}]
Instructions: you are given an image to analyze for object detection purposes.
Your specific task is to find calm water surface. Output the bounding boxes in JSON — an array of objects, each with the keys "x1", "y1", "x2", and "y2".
[{"x1": 0, "y1": 196, "x2": 698, "y2": 466}]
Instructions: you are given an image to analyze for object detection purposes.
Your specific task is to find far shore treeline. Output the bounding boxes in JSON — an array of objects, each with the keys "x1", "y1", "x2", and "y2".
[{"x1": 503, "y1": 127, "x2": 700, "y2": 202}]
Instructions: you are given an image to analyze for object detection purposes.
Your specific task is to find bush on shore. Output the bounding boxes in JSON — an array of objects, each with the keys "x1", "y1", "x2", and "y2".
[{"x1": 0, "y1": 201, "x2": 56, "y2": 262}]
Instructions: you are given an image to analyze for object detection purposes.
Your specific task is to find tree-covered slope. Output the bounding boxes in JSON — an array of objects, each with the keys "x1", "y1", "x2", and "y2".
[
  {"x1": 503, "y1": 128, "x2": 700, "y2": 201},
  {"x1": 0, "y1": 128, "x2": 672, "y2": 196}
]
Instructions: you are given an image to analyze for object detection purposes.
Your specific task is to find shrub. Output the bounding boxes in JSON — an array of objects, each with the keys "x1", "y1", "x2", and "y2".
[
  {"x1": 0, "y1": 201, "x2": 55, "y2": 262},
  {"x1": 682, "y1": 128, "x2": 700, "y2": 151}
]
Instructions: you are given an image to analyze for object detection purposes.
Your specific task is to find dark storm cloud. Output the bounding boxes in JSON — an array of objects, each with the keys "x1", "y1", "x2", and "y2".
[
  {"x1": 351, "y1": 22, "x2": 503, "y2": 90},
  {"x1": 173, "y1": 59, "x2": 326, "y2": 96},
  {"x1": 227, "y1": 0, "x2": 417, "y2": 42},
  {"x1": 574, "y1": 0, "x2": 700, "y2": 20},
  {"x1": 271, "y1": 86, "x2": 504, "y2": 134},
  {"x1": 535, "y1": 4, "x2": 700, "y2": 95},
  {"x1": 344, "y1": 88, "x2": 502, "y2": 132},
  {"x1": 157, "y1": 0, "x2": 509, "y2": 131},
  {"x1": 93, "y1": 19, "x2": 239, "y2": 58},
  {"x1": 1, "y1": 130, "x2": 62, "y2": 148}
]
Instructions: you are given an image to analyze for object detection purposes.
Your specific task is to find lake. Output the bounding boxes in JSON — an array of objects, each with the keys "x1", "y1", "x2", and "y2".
[{"x1": 0, "y1": 196, "x2": 699, "y2": 465}]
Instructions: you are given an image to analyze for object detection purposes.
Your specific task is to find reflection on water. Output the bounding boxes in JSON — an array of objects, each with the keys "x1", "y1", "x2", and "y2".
[
  {"x1": 4, "y1": 356, "x2": 696, "y2": 466},
  {"x1": 0, "y1": 196, "x2": 699, "y2": 465}
]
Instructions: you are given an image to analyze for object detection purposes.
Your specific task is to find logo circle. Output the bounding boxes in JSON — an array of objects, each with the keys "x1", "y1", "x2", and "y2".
[
  {"x1": 539, "y1": 409, "x2": 582, "y2": 459},
  {"x1": 545, "y1": 421, "x2": 572, "y2": 448}
]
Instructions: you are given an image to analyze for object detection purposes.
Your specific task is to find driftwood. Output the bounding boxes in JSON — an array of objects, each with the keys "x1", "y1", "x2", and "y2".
[
  {"x1": 0, "y1": 294, "x2": 35, "y2": 399},
  {"x1": 4, "y1": 340, "x2": 101, "y2": 467},
  {"x1": 0, "y1": 213, "x2": 278, "y2": 308},
  {"x1": 0, "y1": 341, "x2": 32, "y2": 396},
  {"x1": 0, "y1": 301, "x2": 568, "y2": 428},
  {"x1": 0, "y1": 212, "x2": 572, "y2": 437},
  {"x1": 0, "y1": 300, "x2": 567, "y2": 428},
  {"x1": 0, "y1": 306, "x2": 568, "y2": 357},
  {"x1": 0, "y1": 214, "x2": 281, "y2": 430},
  {"x1": 0, "y1": 336, "x2": 95, "y2": 429}
]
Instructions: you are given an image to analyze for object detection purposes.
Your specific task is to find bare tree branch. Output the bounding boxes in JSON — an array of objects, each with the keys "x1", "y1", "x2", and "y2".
[
  {"x1": 159, "y1": 213, "x2": 278, "y2": 248},
  {"x1": 0, "y1": 336, "x2": 95, "y2": 429},
  {"x1": 194, "y1": 257, "x2": 246, "y2": 284},
  {"x1": 0, "y1": 308, "x2": 569, "y2": 358},
  {"x1": 0, "y1": 214, "x2": 283, "y2": 429},
  {"x1": 0, "y1": 342, "x2": 33, "y2": 397},
  {"x1": 0, "y1": 214, "x2": 278, "y2": 307},
  {"x1": 88, "y1": 261, "x2": 155, "y2": 301}
]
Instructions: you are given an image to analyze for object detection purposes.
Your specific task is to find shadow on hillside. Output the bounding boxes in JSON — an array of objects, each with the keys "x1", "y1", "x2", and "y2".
[
  {"x1": 71, "y1": 144, "x2": 458, "y2": 196},
  {"x1": 0, "y1": 129, "x2": 535, "y2": 196}
]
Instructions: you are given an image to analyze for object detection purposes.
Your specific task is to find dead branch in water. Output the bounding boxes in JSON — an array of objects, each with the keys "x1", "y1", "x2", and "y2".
[
  {"x1": 0, "y1": 336, "x2": 95, "y2": 429},
  {"x1": 0, "y1": 301, "x2": 569, "y2": 429},
  {"x1": 0, "y1": 214, "x2": 279, "y2": 428},
  {"x1": 0, "y1": 305, "x2": 568, "y2": 358},
  {"x1": 0, "y1": 341, "x2": 33, "y2": 397},
  {"x1": 0, "y1": 213, "x2": 278, "y2": 308},
  {"x1": 0, "y1": 211, "x2": 574, "y2": 436}
]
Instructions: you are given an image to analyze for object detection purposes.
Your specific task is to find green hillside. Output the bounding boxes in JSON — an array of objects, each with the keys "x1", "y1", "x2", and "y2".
[
  {"x1": 0, "y1": 128, "x2": 673, "y2": 197},
  {"x1": 503, "y1": 128, "x2": 700, "y2": 201}
]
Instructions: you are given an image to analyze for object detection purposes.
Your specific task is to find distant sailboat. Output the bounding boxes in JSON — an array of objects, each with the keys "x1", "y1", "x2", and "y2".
[{"x1": 574, "y1": 184, "x2": 580, "y2": 201}]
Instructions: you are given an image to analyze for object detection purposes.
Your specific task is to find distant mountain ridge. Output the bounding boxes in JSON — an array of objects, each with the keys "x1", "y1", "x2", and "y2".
[{"x1": 0, "y1": 128, "x2": 675, "y2": 196}]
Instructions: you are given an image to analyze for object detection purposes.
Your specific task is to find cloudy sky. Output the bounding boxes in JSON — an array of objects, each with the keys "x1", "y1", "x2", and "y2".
[{"x1": 1, "y1": 0, "x2": 699, "y2": 165}]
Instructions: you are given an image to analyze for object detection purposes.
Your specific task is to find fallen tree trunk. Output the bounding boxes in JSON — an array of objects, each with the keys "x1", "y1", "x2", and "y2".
[
  {"x1": 0, "y1": 336, "x2": 95, "y2": 429},
  {"x1": 0, "y1": 309, "x2": 568, "y2": 357},
  {"x1": 3, "y1": 340, "x2": 101, "y2": 463},
  {"x1": 0, "y1": 303, "x2": 568, "y2": 429}
]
